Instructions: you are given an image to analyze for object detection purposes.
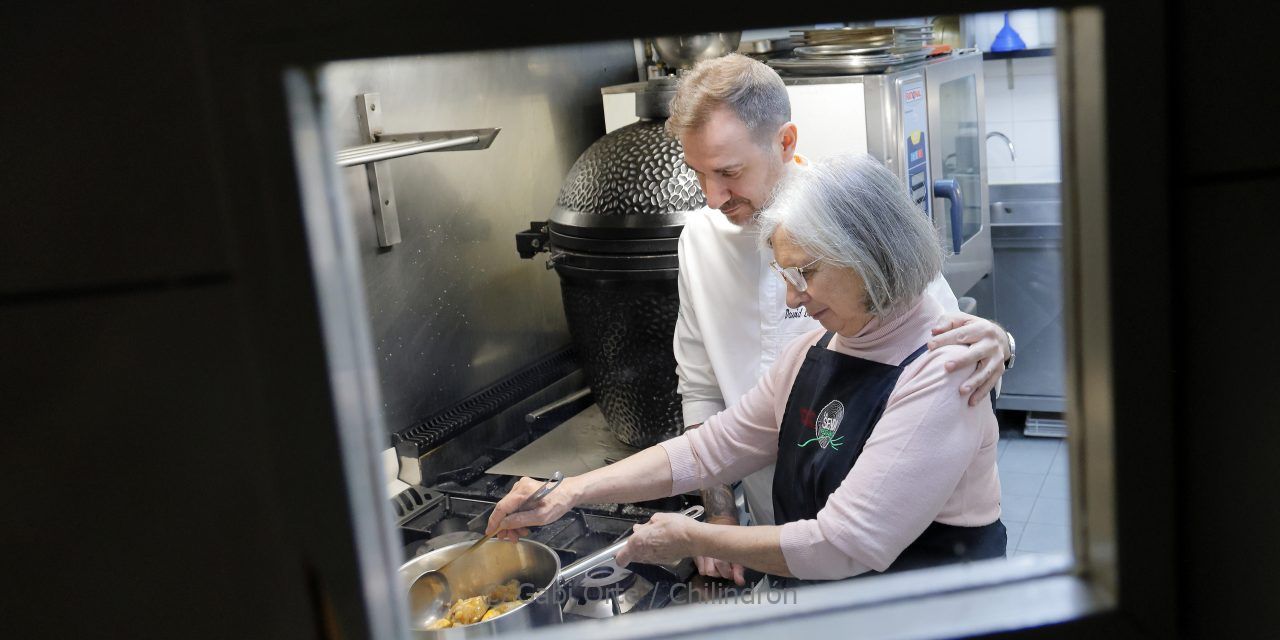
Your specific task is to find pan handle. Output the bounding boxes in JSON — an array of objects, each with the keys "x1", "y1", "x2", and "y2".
[{"x1": 557, "y1": 505, "x2": 704, "y2": 585}]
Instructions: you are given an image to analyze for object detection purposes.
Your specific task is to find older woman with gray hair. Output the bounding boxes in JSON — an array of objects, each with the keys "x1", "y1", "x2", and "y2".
[{"x1": 488, "y1": 153, "x2": 1005, "y2": 582}]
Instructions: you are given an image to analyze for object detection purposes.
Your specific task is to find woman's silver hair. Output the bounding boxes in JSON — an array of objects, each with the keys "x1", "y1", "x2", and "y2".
[{"x1": 757, "y1": 153, "x2": 944, "y2": 318}]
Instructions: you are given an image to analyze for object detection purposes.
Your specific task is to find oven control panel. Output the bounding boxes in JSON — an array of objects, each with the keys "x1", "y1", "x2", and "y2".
[{"x1": 899, "y1": 76, "x2": 930, "y2": 216}]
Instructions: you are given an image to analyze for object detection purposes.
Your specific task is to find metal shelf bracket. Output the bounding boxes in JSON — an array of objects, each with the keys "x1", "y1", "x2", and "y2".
[{"x1": 338, "y1": 93, "x2": 500, "y2": 247}]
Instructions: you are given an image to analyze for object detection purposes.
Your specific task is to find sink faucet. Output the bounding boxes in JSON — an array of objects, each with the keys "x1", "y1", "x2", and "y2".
[{"x1": 986, "y1": 130, "x2": 1016, "y2": 162}]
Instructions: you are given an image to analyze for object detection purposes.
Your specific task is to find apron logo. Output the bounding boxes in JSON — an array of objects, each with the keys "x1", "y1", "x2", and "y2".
[{"x1": 798, "y1": 400, "x2": 846, "y2": 450}]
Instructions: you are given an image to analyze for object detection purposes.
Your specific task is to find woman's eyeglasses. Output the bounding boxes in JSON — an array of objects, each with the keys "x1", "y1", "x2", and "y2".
[{"x1": 769, "y1": 257, "x2": 822, "y2": 292}]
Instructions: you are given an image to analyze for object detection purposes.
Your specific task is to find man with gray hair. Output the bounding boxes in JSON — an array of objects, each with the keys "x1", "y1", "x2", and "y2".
[{"x1": 667, "y1": 54, "x2": 1013, "y2": 584}]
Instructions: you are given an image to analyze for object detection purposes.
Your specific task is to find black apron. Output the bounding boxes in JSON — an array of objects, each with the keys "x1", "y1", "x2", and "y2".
[{"x1": 770, "y1": 332, "x2": 1006, "y2": 585}]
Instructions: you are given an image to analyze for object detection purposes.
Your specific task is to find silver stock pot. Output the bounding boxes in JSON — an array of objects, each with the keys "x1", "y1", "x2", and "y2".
[{"x1": 399, "y1": 505, "x2": 703, "y2": 636}]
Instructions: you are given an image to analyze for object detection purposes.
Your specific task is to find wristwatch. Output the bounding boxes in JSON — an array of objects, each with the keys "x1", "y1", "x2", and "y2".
[{"x1": 1004, "y1": 331, "x2": 1017, "y2": 370}]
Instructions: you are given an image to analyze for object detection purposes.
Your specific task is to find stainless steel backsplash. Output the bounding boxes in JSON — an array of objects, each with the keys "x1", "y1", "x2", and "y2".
[{"x1": 321, "y1": 43, "x2": 638, "y2": 433}]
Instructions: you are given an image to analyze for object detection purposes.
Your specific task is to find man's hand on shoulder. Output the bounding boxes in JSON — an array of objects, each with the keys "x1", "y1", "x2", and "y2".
[{"x1": 927, "y1": 312, "x2": 1012, "y2": 407}]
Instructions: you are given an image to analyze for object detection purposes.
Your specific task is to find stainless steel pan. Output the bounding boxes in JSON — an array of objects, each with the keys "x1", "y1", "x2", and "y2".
[{"x1": 399, "y1": 505, "x2": 703, "y2": 635}]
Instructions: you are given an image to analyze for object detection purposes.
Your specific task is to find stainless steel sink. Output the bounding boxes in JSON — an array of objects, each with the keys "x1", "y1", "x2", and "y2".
[
  {"x1": 989, "y1": 183, "x2": 1060, "y2": 225},
  {"x1": 991, "y1": 200, "x2": 1061, "y2": 225}
]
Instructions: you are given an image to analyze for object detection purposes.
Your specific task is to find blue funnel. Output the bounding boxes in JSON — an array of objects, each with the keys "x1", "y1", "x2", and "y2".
[{"x1": 990, "y1": 13, "x2": 1027, "y2": 52}]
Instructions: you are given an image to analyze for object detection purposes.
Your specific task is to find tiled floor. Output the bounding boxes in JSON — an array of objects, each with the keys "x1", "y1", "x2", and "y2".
[{"x1": 997, "y1": 431, "x2": 1071, "y2": 558}]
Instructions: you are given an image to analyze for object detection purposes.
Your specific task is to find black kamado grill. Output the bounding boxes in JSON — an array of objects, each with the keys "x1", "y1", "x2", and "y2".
[{"x1": 516, "y1": 79, "x2": 703, "y2": 447}]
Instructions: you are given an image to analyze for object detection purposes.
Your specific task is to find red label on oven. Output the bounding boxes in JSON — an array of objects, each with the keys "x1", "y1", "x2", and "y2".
[{"x1": 904, "y1": 88, "x2": 923, "y2": 102}]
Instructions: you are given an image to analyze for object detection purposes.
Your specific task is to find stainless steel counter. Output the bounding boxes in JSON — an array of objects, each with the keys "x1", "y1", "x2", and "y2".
[
  {"x1": 486, "y1": 404, "x2": 639, "y2": 479},
  {"x1": 990, "y1": 183, "x2": 1066, "y2": 420}
]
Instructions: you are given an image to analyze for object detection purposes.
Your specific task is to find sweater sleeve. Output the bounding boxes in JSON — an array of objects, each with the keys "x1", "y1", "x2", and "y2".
[
  {"x1": 660, "y1": 329, "x2": 819, "y2": 494},
  {"x1": 673, "y1": 228, "x2": 728, "y2": 427},
  {"x1": 777, "y1": 345, "x2": 990, "y2": 578}
]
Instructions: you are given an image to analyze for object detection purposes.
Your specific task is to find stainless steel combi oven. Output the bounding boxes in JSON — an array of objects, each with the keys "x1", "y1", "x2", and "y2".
[{"x1": 602, "y1": 50, "x2": 993, "y2": 297}]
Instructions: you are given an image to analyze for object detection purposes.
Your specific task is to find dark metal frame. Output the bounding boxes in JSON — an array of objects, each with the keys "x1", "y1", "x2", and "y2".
[{"x1": 208, "y1": 0, "x2": 1175, "y2": 637}]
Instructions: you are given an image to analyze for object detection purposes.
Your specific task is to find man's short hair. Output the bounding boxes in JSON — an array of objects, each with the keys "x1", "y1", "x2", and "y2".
[{"x1": 665, "y1": 53, "x2": 791, "y2": 145}]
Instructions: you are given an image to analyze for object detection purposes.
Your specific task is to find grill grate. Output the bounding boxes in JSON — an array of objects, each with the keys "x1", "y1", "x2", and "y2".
[{"x1": 391, "y1": 348, "x2": 578, "y2": 456}]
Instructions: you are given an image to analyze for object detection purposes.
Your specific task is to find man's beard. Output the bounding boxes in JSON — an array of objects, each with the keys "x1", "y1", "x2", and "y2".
[
  {"x1": 719, "y1": 198, "x2": 755, "y2": 225},
  {"x1": 716, "y1": 160, "x2": 787, "y2": 226}
]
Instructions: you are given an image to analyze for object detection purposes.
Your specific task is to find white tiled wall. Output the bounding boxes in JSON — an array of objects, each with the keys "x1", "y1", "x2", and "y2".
[
  {"x1": 984, "y1": 56, "x2": 1061, "y2": 184},
  {"x1": 970, "y1": 10, "x2": 1058, "y2": 50}
]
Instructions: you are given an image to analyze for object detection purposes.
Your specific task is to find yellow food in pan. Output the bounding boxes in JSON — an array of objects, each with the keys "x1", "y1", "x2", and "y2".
[
  {"x1": 481, "y1": 600, "x2": 524, "y2": 620},
  {"x1": 428, "y1": 580, "x2": 526, "y2": 630},
  {"x1": 486, "y1": 579, "x2": 521, "y2": 603},
  {"x1": 447, "y1": 596, "x2": 490, "y2": 625}
]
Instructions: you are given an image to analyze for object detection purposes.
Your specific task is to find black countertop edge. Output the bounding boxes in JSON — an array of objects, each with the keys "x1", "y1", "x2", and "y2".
[{"x1": 983, "y1": 47, "x2": 1055, "y2": 60}]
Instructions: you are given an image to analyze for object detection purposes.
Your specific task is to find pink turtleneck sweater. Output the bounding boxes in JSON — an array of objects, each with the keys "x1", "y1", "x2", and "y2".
[{"x1": 658, "y1": 294, "x2": 1001, "y2": 580}]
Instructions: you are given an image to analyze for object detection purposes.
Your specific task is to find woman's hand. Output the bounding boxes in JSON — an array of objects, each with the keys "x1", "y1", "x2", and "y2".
[
  {"x1": 615, "y1": 511, "x2": 705, "y2": 567},
  {"x1": 928, "y1": 312, "x2": 1011, "y2": 406},
  {"x1": 484, "y1": 476, "x2": 579, "y2": 541}
]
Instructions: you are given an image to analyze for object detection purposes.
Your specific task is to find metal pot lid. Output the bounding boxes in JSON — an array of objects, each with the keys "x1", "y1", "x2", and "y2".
[
  {"x1": 768, "y1": 48, "x2": 931, "y2": 75},
  {"x1": 551, "y1": 120, "x2": 703, "y2": 235},
  {"x1": 794, "y1": 44, "x2": 928, "y2": 57},
  {"x1": 791, "y1": 25, "x2": 933, "y2": 47}
]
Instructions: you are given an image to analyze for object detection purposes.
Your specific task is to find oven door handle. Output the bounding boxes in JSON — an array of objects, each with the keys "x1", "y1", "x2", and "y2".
[{"x1": 933, "y1": 178, "x2": 964, "y2": 254}]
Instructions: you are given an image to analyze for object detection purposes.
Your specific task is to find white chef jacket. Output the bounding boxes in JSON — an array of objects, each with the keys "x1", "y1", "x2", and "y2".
[{"x1": 673, "y1": 207, "x2": 959, "y2": 526}]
